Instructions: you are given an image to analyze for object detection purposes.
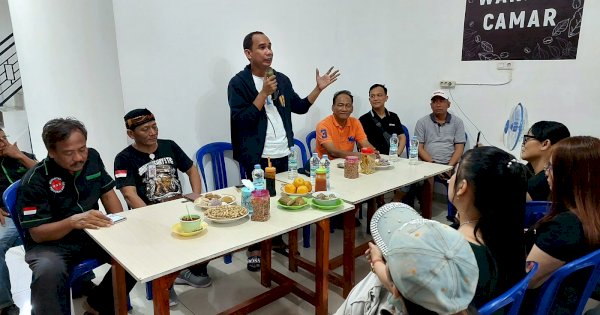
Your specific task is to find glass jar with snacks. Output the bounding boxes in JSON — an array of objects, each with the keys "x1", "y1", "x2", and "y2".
[
  {"x1": 360, "y1": 147, "x2": 376, "y2": 174},
  {"x1": 251, "y1": 189, "x2": 270, "y2": 221},
  {"x1": 315, "y1": 168, "x2": 327, "y2": 192},
  {"x1": 344, "y1": 156, "x2": 359, "y2": 179}
]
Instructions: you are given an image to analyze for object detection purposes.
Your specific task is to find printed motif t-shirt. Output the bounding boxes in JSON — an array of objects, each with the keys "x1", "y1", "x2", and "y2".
[{"x1": 114, "y1": 139, "x2": 193, "y2": 205}]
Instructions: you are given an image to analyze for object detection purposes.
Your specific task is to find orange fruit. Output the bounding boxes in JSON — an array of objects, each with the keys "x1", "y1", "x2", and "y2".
[
  {"x1": 293, "y1": 177, "x2": 305, "y2": 188},
  {"x1": 296, "y1": 185, "x2": 309, "y2": 195},
  {"x1": 284, "y1": 183, "x2": 297, "y2": 194},
  {"x1": 304, "y1": 181, "x2": 312, "y2": 192}
]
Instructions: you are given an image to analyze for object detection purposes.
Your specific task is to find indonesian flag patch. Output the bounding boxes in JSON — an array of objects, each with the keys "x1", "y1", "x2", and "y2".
[
  {"x1": 23, "y1": 206, "x2": 37, "y2": 216},
  {"x1": 49, "y1": 177, "x2": 65, "y2": 193},
  {"x1": 115, "y1": 170, "x2": 127, "y2": 178}
]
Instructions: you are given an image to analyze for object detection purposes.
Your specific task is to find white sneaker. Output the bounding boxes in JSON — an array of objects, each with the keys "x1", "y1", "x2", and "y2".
[{"x1": 169, "y1": 287, "x2": 178, "y2": 307}]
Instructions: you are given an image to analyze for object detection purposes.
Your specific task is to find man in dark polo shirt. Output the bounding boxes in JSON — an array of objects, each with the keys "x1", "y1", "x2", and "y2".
[
  {"x1": 359, "y1": 84, "x2": 406, "y2": 156},
  {"x1": 114, "y1": 109, "x2": 210, "y2": 305},
  {"x1": 359, "y1": 84, "x2": 407, "y2": 204},
  {"x1": 16, "y1": 118, "x2": 136, "y2": 315},
  {"x1": 0, "y1": 128, "x2": 36, "y2": 315}
]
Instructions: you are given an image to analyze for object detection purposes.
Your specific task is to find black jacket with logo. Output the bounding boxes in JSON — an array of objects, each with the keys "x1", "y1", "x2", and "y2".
[{"x1": 16, "y1": 148, "x2": 114, "y2": 249}]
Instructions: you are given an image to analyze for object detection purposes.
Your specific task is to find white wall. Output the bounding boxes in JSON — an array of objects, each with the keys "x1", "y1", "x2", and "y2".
[
  {"x1": 113, "y1": 0, "x2": 600, "y2": 173},
  {"x1": 9, "y1": 0, "x2": 127, "y2": 167},
  {"x1": 384, "y1": 1, "x2": 600, "y2": 157},
  {"x1": 0, "y1": 0, "x2": 11, "y2": 38},
  {"x1": 9, "y1": 0, "x2": 598, "y2": 192}
]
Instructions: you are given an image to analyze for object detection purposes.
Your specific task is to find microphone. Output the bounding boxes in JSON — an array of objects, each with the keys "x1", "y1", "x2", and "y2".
[{"x1": 266, "y1": 67, "x2": 279, "y2": 99}]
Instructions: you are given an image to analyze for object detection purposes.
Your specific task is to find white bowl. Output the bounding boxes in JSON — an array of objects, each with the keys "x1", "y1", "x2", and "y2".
[
  {"x1": 311, "y1": 191, "x2": 340, "y2": 206},
  {"x1": 194, "y1": 193, "x2": 236, "y2": 208}
]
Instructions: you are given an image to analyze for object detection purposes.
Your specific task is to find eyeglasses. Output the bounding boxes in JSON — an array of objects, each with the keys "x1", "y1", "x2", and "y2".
[
  {"x1": 544, "y1": 161, "x2": 553, "y2": 174},
  {"x1": 522, "y1": 135, "x2": 538, "y2": 144}
]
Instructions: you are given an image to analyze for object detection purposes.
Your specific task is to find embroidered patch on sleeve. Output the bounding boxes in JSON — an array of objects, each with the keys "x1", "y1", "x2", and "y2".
[
  {"x1": 320, "y1": 129, "x2": 328, "y2": 139},
  {"x1": 23, "y1": 207, "x2": 37, "y2": 216},
  {"x1": 115, "y1": 170, "x2": 127, "y2": 178}
]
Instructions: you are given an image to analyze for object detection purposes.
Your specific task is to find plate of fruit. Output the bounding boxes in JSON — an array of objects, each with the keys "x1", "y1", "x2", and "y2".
[{"x1": 281, "y1": 177, "x2": 313, "y2": 196}]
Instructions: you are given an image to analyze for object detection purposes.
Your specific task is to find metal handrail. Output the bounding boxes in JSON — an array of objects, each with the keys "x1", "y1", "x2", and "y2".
[{"x1": 0, "y1": 33, "x2": 22, "y2": 107}]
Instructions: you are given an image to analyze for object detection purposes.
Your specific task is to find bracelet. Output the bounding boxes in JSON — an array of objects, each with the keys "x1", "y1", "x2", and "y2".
[{"x1": 370, "y1": 258, "x2": 385, "y2": 273}]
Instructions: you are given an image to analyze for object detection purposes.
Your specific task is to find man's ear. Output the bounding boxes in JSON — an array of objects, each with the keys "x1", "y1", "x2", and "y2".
[
  {"x1": 126, "y1": 130, "x2": 135, "y2": 140},
  {"x1": 244, "y1": 49, "x2": 252, "y2": 61},
  {"x1": 48, "y1": 148, "x2": 55, "y2": 159}
]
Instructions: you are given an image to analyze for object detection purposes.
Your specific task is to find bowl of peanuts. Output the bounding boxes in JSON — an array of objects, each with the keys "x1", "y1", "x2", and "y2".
[{"x1": 204, "y1": 204, "x2": 249, "y2": 223}]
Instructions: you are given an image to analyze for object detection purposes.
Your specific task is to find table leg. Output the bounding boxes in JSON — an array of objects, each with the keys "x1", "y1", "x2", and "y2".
[
  {"x1": 315, "y1": 218, "x2": 330, "y2": 315},
  {"x1": 152, "y1": 272, "x2": 178, "y2": 315},
  {"x1": 261, "y1": 238, "x2": 273, "y2": 287},
  {"x1": 111, "y1": 259, "x2": 127, "y2": 315},
  {"x1": 342, "y1": 206, "x2": 357, "y2": 297},
  {"x1": 288, "y1": 229, "x2": 298, "y2": 272}
]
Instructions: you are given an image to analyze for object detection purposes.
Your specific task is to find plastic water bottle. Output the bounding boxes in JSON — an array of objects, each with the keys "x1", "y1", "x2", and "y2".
[
  {"x1": 409, "y1": 136, "x2": 419, "y2": 165},
  {"x1": 389, "y1": 133, "x2": 399, "y2": 162},
  {"x1": 288, "y1": 147, "x2": 298, "y2": 179},
  {"x1": 320, "y1": 154, "x2": 331, "y2": 190},
  {"x1": 309, "y1": 153, "x2": 320, "y2": 187},
  {"x1": 252, "y1": 164, "x2": 265, "y2": 189}
]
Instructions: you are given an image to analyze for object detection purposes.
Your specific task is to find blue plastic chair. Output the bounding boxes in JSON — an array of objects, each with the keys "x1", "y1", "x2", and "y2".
[
  {"x1": 2, "y1": 180, "x2": 132, "y2": 311},
  {"x1": 195, "y1": 142, "x2": 246, "y2": 264},
  {"x1": 195, "y1": 142, "x2": 246, "y2": 191},
  {"x1": 306, "y1": 131, "x2": 316, "y2": 156},
  {"x1": 533, "y1": 248, "x2": 600, "y2": 315},
  {"x1": 401, "y1": 124, "x2": 410, "y2": 157},
  {"x1": 293, "y1": 138, "x2": 308, "y2": 167},
  {"x1": 524, "y1": 201, "x2": 551, "y2": 228},
  {"x1": 479, "y1": 262, "x2": 539, "y2": 315}
]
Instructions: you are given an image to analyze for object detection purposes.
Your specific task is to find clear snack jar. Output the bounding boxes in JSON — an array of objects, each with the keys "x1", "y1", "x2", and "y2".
[
  {"x1": 251, "y1": 189, "x2": 270, "y2": 221},
  {"x1": 344, "y1": 156, "x2": 359, "y2": 179},
  {"x1": 360, "y1": 148, "x2": 376, "y2": 174}
]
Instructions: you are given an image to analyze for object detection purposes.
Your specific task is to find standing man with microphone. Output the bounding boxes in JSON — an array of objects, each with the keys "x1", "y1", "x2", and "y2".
[{"x1": 228, "y1": 31, "x2": 340, "y2": 271}]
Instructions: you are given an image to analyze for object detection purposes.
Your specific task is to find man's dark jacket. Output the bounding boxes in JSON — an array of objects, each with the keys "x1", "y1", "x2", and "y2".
[{"x1": 227, "y1": 64, "x2": 311, "y2": 169}]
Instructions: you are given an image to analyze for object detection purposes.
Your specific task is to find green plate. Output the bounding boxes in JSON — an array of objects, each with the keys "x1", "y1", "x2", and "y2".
[
  {"x1": 310, "y1": 198, "x2": 343, "y2": 210},
  {"x1": 277, "y1": 197, "x2": 311, "y2": 210}
]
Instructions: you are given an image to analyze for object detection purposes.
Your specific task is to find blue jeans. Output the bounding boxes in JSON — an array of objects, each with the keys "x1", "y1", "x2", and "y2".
[{"x1": 0, "y1": 218, "x2": 22, "y2": 309}]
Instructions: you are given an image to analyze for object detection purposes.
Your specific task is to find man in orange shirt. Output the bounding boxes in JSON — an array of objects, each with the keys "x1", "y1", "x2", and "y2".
[{"x1": 316, "y1": 90, "x2": 375, "y2": 158}]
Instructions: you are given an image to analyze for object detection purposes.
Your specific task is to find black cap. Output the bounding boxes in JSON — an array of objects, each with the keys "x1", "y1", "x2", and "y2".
[{"x1": 124, "y1": 108, "x2": 155, "y2": 130}]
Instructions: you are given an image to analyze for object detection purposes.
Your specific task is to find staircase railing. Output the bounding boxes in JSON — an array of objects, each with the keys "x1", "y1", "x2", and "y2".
[{"x1": 0, "y1": 33, "x2": 22, "y2": 107}]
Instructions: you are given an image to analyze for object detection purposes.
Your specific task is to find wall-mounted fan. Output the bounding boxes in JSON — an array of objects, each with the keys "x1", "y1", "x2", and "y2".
[{"x1": 503, "y1": 103, "x2": 528, "y2": 151}]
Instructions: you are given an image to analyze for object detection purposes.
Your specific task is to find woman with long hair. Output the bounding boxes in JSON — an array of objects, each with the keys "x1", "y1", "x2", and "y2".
[
  {"x1": 524, "y1": 136, "x2": 600, "y2": 313},
  {"x1": 448, "y1": 146, "x2": 528, "y2": 306},
  {"x1": 520, "y1": 121, "x2": 570, "y2": 201}
]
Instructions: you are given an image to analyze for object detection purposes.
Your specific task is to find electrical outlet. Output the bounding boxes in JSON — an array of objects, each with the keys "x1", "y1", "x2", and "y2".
[
  {"x1": 439, "y1": 81, "x2": 456, "y2": 88},
  {"x1": 497, "y1": 62, "x2": 513, "y2": 70}
]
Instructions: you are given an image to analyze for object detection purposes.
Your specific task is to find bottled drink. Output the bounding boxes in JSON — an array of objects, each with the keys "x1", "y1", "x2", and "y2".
[
  {"x1": 288, "y1": 147, "x2": 298, "y2": 179},
  {"x1": 389, "y1": 133, "x2": 399, "y2": 162},
  {"x1": 315, "y1": 168, "x2": 327, "y2": 192},
  {"x1": 320, "y1": 154, "x2": 331, "y2": 190},
  {"x1": 309, "y1": 153, "x2": 320, "y2": 187},
  {"x1": 265, "y1": 161, "x2": 276, "y2": 197},
  {"x1": 409, "y1": 136, "x2": 419, "y2": 165},
  {"x1": 252, "y1": 164, "x2": 265, "y2": 189}
]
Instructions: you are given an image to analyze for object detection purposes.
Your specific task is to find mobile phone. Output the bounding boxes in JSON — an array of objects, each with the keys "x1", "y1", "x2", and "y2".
[{"x1": 106, "y1": 213, "x2": 126, "y2": 224}]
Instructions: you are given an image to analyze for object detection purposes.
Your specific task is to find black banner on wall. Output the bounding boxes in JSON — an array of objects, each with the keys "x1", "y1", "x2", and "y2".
[{"x1": 462, "y1": 0, "x2": 585, "y2": 61}]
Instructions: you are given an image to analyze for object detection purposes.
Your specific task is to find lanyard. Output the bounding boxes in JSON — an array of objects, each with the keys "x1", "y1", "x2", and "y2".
[{"x1": 0, "y1": 159, "x2": 13, "y2": 184}]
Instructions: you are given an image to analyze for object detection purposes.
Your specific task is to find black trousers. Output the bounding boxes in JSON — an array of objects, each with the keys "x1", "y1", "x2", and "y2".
[{"x1": 25, "y1": 238, "x2": 136, "y2": 315}]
